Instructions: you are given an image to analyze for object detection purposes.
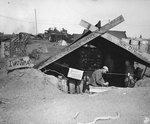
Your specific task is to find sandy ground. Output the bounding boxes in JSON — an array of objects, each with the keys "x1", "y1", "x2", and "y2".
[{"x1": 0, "y1": 68, "x2": 150, "y2": 124}]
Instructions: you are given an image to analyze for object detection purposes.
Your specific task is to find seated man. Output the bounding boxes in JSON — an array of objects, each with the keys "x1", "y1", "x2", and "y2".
[{"x1": 89, "y1": 66, "x2": 109, "y2": 87}]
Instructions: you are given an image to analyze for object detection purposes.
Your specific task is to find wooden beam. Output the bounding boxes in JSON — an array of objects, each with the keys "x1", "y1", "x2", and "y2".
[
  {"x1": 142, "y1": 66, "x2": 147, "y2": 78},
  {"x1": 80, "y1": 20, "x2": 98, "y2": 32},
  {"x1": 35, "y1": 15, "x2": 124, "y2": 69}
]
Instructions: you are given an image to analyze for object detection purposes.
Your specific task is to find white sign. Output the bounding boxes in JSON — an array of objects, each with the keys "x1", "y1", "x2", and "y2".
[
  {"x1": 67, "y1": 68, "x2": 84, "y2": 80},
  {"x1": 7, "y1": 56, "x2": 34, "y2": 70}
]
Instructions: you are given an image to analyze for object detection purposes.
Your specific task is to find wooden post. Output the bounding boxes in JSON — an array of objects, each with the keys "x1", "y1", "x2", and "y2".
[
  {"x1": 34, "y1": 9, "x2": 38, "y2": 35},
  {"x1": 142, "y1": 66, "x2": 147, "y2": 79}
]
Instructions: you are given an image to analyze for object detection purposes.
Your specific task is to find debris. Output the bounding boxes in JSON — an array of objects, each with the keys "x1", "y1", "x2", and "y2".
[
  {"x1": 0, "y1": 101, "x2": 4, "y2": 104},
  {"x1": 77, "y1": 112, "x2": 120, "y2": 124},
  {"x1": 144, "y1": 117, "x2": 150, "y2": 124},
  {"x1": 0, "y1": 98, "x2": 9, "y2": 104},
  {"x1": 73, "y1": 112, "x2": 80, "y2": 119}
]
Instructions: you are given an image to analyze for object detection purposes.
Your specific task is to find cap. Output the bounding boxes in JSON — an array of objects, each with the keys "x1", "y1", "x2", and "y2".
[{"x1": 103, "y1": 66, "x2": 109, "y2": 72}]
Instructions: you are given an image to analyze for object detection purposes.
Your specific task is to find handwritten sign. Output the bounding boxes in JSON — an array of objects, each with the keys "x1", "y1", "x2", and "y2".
[
  {"x1": 7, "y1": 56, "x2": 34, "y2": 70},
  {"x1": 67, "y1": 68, "x2": 84, "y2": 80}
]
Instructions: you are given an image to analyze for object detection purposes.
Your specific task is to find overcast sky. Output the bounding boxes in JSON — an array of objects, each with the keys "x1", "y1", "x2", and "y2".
[{"x1": 0, "y1": 0, "x2": 150, "y2": 38}]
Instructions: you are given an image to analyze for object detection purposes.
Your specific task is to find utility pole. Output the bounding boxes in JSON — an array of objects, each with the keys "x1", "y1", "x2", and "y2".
[{"x1": 34, "y1": 9, "x2": 38, "y2": 35}]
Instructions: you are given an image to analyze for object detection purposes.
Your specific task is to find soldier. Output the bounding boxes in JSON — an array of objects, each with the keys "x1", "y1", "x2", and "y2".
[{"x1": 89, "y1": 66, "x2": 109, "y2": 87}]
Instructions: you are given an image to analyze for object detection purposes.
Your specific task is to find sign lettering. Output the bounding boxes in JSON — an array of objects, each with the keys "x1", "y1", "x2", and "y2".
[
  {"x1": 119, "y1": 40, "x2": 139, "y2": 54},
  {"x1": 67, "y1": 68, "x2": 84, "y2": 80},
  {"x1": 7, "y1": 56, "x2": 34, "y2": 70}
]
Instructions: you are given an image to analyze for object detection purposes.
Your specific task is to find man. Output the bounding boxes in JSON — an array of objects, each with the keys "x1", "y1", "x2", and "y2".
[
  {"x1": 89, "y1": 66, "x2": 109, "y2": 87},
  {"x1": 124, "y1": 73, "x2": 135, "y2": 88}
]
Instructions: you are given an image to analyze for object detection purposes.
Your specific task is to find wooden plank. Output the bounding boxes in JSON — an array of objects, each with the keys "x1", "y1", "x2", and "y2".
[
  {"x1": 89, "y1": 86, "x2": 110, "y2": 93},
  {"x1": 35, "y1": 15, "x2": 124, "y2": 69},
  {"x1": 80, "y1": 19, "x2": 98, "y2": 31}
]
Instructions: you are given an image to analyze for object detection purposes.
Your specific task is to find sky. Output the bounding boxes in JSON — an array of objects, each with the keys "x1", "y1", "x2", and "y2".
[{"x1": 0, "y1": 0, "x2": 150, "y2": 38}]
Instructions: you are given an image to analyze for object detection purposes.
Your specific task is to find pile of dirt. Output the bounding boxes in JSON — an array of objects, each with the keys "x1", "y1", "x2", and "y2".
[
  {"x1": 0, "y1": 68, "x2": 150, "y2": 124},
  {"x1": 0, "y1": 68, "x2": 62, "y2": 102},
  {"x1": 135, "y1": 78, "x2": 150, "y2": 87},
  {"x1": 26, "y1": 40, "x2": 66, "y2": 66}
]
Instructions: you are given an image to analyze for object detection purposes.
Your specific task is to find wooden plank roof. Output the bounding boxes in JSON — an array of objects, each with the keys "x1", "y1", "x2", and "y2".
[
  {"x1": 34, "y1": 15, "x2": 124, "y2": 69},
  {"x1": 81, "y1": 20, "x2": 150, "y2": 66}
]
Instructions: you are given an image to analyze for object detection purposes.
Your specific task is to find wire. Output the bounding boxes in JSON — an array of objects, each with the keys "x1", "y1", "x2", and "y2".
[
  {"x1": 54, "y1": 63, "x2": 135, "y2": 76},
  {"x1": 0, "y1": 14, "x2": 79, "y2": 26},
  {"x1": 55, "y1": 63, "x2": 70, "y2": 69},
  {"x1": 0, "y1": 14, "x2": 34, "y2": 23},
  {"x1": 0, "y1": 14, "x2": 82, "y2": 32},
  {"x1": 43, "y1": 68, "x2": 67, "y2": 79},
  {"x1": 106, "y1": 73, "x2": 135, "y2": 76}
]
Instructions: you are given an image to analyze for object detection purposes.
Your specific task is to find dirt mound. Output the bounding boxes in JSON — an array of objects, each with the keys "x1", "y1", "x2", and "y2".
[
  {"x1": 1, "y1": 68, "x2": 150, "y2": 124},
  {"x1": 135, "y1": 78, "x2": 150, "y2": 87},
  {"x1": 0, "y1": 68, "x2": 62, "y2": 101}
]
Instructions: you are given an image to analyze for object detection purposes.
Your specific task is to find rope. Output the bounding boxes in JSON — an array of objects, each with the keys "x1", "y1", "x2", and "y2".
[
  {"x1": 50, "y1": 63, "x2": 135, "y2": 77},
  {"x1": 55, "y1": 62, "x2": 69, "y2": 68},
  {"x1": 43, "y1": 68, "x2": 67, "y2": 79},
  {"x1": 106, "y1": 73, "x2": 135, "y2": 76}
]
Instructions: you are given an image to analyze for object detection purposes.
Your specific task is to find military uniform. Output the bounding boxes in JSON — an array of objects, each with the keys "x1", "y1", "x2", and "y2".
[{"x1": 89, "y1": 69, "x2": 105, "y2": 87}]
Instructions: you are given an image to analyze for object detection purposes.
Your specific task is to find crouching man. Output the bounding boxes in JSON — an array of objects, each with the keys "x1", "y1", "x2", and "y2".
[{"x1": 89, "y1": 66, "x2": 109, "y2": 87}]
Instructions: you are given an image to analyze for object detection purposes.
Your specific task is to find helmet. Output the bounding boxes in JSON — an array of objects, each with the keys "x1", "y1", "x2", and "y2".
[{"x1": 103, "y1": 66, "x2": 109, "y2": 72}]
